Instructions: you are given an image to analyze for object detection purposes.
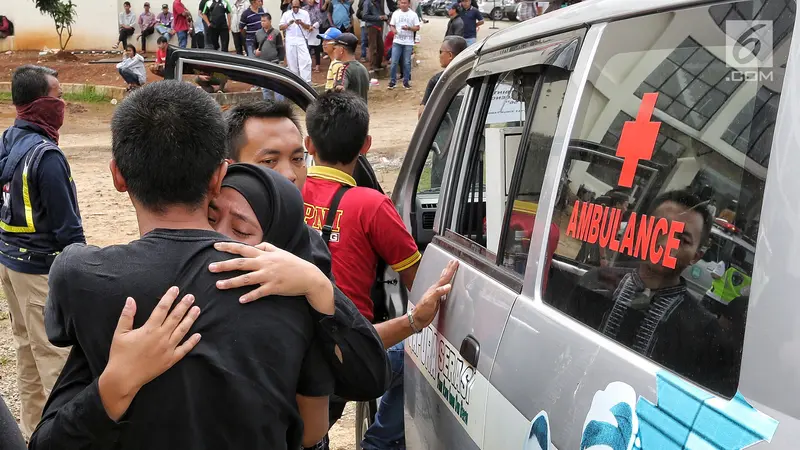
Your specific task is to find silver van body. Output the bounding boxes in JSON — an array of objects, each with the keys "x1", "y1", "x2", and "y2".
[{"x1": 398, "y1": 0, "x2": 799, "y2": 448}]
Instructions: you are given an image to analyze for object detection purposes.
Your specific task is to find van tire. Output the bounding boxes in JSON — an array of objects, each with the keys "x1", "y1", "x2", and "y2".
[
  {"x1": 355, "y1": 400, "x2": 378, "y2": 445},
  {"x1": 490, "y1": 7, "x2": 504, "y2": 20}
]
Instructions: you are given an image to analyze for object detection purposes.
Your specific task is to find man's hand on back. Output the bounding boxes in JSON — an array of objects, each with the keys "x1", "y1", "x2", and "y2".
[
  {"x1": 210, "y1": 241, "x2": 335, "y2": 315},
  {"x1": 98, "y1": 287, "x2": 202, "y2": 421}
]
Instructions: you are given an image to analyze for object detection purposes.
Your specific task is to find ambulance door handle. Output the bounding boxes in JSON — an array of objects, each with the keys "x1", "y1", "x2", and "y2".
[{"x1": 459, "y1": 334, "x2": 480, "y2": 368}]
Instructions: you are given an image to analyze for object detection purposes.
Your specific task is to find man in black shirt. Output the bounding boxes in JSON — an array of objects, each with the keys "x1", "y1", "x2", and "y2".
[
  {"x1": 419, "y1": 35, "x2": 467, "y2": 118},
  {"x1": 30, "y1": 80, "x2": 333, "y2": 449}
]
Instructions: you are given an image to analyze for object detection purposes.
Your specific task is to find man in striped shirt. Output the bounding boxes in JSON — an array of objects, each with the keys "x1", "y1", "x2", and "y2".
[{"x1": 240, "y1": 0, "x2": 266, "y2": 56}]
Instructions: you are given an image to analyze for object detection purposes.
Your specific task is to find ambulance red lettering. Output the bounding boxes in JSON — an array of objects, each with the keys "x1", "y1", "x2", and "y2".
[
  {"x1": 634, "y1": 215, "x2": 655, "y2": 260},
  {"x1": 661, "y1": 220, "x2": 685, "y2": 269},
  {"x1": 648, "y1": 217, "x2": 669, "y2": 265},
  {"x1": 598, "y1": 207, "x2": 613, "y2": 248},
  {"x1": 587, "y1": 205, "x2": 604, "y2": 244},
  {"x1": 566, "y1": 200, "x2": 580, "y2": 238},
  {"x1": 618, "y1": 212, "x2": 636, "y2": 255},
  {"x1": 577, "y1": 202, "x2": 592, "y2": 241}
]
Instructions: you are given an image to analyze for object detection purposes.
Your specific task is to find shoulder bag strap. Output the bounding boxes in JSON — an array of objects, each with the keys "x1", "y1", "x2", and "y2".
[{"x1": 322, "y1": 184, "x2": 351, "y2": 246}]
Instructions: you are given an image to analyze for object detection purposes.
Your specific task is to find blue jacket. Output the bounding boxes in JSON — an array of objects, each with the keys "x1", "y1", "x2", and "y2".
[{"x1": 0, "y1": 120, "x2": 85, "y2": 274}]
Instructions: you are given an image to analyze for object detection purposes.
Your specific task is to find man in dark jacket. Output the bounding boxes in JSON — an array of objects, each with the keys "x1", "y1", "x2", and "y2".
[
  {"x1": 444, "y1": 4, "x2": 463, "y2": 37},
  {"x1": 201, "y1": 0, "x2": 232, "y2": 51},
  {"x1": 0, "y1": 65, "x2": 84, "y2": 440},
  {"x1": 361, "y1": 0, "x2": 388, "y2": 72}
]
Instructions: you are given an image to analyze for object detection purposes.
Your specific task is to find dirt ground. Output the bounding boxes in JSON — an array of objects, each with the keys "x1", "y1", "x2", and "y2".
[{"x1": 0, "y1": 15, "x2": 513, "y2": 448}]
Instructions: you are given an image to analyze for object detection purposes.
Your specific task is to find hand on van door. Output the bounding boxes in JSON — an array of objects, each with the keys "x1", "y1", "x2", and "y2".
[{"x1": 412, "y1": 260, "x2": 458, "y2": 329}]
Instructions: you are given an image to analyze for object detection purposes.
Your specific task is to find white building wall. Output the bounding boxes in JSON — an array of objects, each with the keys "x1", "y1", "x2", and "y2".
[{"x1": 4, "y1": 0, "x2": 283, "y2": 51}]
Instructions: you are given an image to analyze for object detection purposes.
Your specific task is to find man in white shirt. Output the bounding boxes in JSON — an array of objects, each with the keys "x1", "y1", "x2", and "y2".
[
  {"x1": 116, "y1": 1, "x2": 138, "y2": 50},
  {"x1": 280, "y1": 0, "x2": 314, "y2": 83},
  {"x1": 388, "y1": 0, "x2": 419, "y2": 89}
]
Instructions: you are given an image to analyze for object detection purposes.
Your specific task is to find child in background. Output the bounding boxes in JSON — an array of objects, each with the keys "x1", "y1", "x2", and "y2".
[
  {"x1": 150, "y1": 36, "x2": 169, "y2": 77},
  {"x1": 117, "y1": 44, "x2": 147, "y2": 91}
]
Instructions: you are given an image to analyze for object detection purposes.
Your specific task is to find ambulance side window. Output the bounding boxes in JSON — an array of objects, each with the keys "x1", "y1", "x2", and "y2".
[
  {"x1": 499, "y1": 68, "x2": 570, "y2": 278},
  {"x1": 544, "y1": 0, "x2": 793, "y2": 398},
  {"x1": 453, "y1": 70, "x2": 535, "y2": 256}
]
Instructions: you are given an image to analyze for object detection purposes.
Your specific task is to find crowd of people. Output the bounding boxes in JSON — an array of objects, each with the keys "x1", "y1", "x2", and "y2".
[{"x1": 0, "y1": 54, "x2": 464, "y2": 450}]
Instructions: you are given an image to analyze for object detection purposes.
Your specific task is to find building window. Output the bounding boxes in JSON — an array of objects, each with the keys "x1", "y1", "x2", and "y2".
[{"x1": 636, "y1": 37, "x2": 743, "y2": 130}]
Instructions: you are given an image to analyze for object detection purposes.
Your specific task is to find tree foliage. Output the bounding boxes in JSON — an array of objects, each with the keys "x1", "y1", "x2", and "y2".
[{"x1": 32, "y1": 0, "x2": 78, "y2": 51}]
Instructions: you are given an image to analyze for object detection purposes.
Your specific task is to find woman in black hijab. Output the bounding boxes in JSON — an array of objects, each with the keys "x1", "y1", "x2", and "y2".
[{"x1": 209, "y1": 163, "x2": 312, "y2": 261}]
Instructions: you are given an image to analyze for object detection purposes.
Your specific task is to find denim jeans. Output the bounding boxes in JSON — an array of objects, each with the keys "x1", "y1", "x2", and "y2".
[
  {"x1": 118, "y1": 68, "x2": 141, "y2": 86},
  {"x1": 177, "y1": 30, "x2": 188, "y2": 48},
  {"x1": 389, "y1": 43, "x2": 413, "y2": 86},
  {"x1": 262, "y1": 88, "x2": 285, "y2": 102},
  {"x1": 465, "y1": 37, "x2": 477, "y2": 46},
  {"x1": 361, "y1": 26, "x2": 368, "y2": 58},
  {"x1": 156, "y1": 24, "x2": 172, "y2": 40},
  {"x1": 246, "y1": 41, "x2": 256, "y2": 57},
  {"x1": 362, "y1": 342, "x2": 405, "y2": 450}
]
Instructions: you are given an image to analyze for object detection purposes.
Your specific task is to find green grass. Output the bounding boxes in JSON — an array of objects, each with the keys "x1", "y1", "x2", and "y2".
[
  {"x1": 0, "y1": 85, "x2": 111, "y2": 104},
  {"x1": 0, "y1": 355, "x2": 10, "y2": 367}
]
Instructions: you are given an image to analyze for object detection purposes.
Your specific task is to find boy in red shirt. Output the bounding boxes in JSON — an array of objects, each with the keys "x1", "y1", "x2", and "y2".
[
  {"x1": 150, "y1": 36, "x2": 169, "y2": 77},
  {"x1": 303, "y1": 91, "x2": 420, "y2": 449}
]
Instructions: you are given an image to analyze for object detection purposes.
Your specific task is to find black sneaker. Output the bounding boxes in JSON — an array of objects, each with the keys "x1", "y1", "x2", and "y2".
[
  {"x1": 403, "y1": 83, "x2": 411, "y2": 90},
  {"x1": 388, "y1": 83, "x2": 396, "y2": 90}
]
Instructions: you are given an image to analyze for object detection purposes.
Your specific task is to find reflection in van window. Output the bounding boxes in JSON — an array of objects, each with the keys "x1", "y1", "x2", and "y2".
[
  {"x1": 455, "y1": 70, "x2": 537, "y2": 254},
  {"x1": 543, "y1": 0, "x2": 793, "y2": 398}
]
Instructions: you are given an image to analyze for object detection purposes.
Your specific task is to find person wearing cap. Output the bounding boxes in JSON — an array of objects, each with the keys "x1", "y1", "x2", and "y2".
[
  {"x1": 331, "y1": 33, "x2": 369, "y2": 103},
  {"x1": 138, "y1": 2, "x2": 158, "y2": 53},
  {"x1": 444, "y1": 3, "x2": 463, "y2": 37},
  {"x1": 155, "y1": 4, "x2": 176, "y2": 41},
  {"x1": 319, "y1": 27, "x2": 343, "y2": 90},
  {"x1": 280, "y1": 0, "x2": 314, "y2": 83}
]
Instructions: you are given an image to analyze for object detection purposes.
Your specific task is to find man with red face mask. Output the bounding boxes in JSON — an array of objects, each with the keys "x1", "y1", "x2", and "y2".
[{"x1": 0, "y1": 65, "x2": 85, "y2": 440}]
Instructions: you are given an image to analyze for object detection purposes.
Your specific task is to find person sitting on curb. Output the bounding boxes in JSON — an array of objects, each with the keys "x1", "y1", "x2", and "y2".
[{"x1": 116, "y1": 44, "x2": 147, "y2": 91}]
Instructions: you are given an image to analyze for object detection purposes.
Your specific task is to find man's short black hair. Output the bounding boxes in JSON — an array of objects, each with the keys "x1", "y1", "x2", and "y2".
[
  {"x1": 262, "y1": 12, "x2": 272, "y2": 20},
  {"x1": 157, "y1": 36, "x2": 168, "y2": 44},
  {"x1": 225, "y1": 100, "x2": 301, "y2": 161},
  {"x1": 11, "y1": 65, "x2": 58, "y2": 106},
  {"x1": 649, "y1": 189, "x2": 713, "y2": 247},
  {"x1": 124, "y1": 1, "x2": 131, "y2": 6},
  {"x1": 443, "y1": 36, "x2": 468, "y2": 56},
  {"x1": 306, "y1": 91, "x2": 368, "y2": 165},
  {"x1": 111, "y1": 80, "x2": 226, "y2": 211}
]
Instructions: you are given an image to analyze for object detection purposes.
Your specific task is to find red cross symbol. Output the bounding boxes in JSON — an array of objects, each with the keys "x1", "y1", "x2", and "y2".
[{"x1": 616, "y1": 93, "x2": 661, "y2": 188}]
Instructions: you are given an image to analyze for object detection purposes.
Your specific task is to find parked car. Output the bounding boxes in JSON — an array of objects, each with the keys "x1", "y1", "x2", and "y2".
[
  {"x1": 476, "y1": 0, "x2": 504, "y2": 20},
  {"x1": 163, "y1": 0, "x2": 800, "y2": 446},
  {"x1": 432, "y1": 0, "x2": 451, "y2": 15},
  {"x1": 502, "y1": 0, "x2": 520, "y2": 20},
  {"x1": 420, "y1": 0, "x2": 437, "y2": 15}
]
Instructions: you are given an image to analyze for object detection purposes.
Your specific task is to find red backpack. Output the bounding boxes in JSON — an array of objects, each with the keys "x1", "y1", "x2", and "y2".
[{"x1": 0, "y1": 16, "x2": 14, "y2": 38}]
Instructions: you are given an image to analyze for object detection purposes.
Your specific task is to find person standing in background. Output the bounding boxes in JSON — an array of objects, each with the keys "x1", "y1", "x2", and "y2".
[
  {"x1": 458, "y1": 0, "x2": 483, "y2": 46},
  {"x1": 155, "y1": 4, "x2": 176, "y2": 40},
  {"x1": 231, "y1": 0, "x2": 250, "y2": 55},
  {"x1": 304, "y1": 0, "x2": 327, "y2": 73},
  {"x1": 419, "y1": 35, "x2": 466, "y2": 117},
  {"x1": 138, "y1": 2, "x2": 157, "y2": 53},
  {"x1": 444, "y1": 4, "x2": 463, "y2": 37},
  {"x1": 255, "y1": 13, "x2": 285, "y2": 101},
  {"x1": 319, "y1": 27, "x2": 343, "y2": 89},
  {"x1": 173, "y1": 0, "x2": 192, "y2": 47},
  {"x1": 330, "y1": 0, "x2": 353, "y2": 32},
  {"x1": 240, "y1": 0, "x2": 265, "y2": 56},
  {"x1": 280, "y1": 0, "x2": 314, "y2": 83},
  {"x1": 115, "y1": 2, "x2": 137, "y2": 50},
  {"x1": 331, "y1": 33, "x2": 369, "y2": 103},
  {"x1": 361, "y1": 0, "x2": 387, "y2": 74},
  {"x1": 192, "y1": 6, "x2": 206, "y2": 47},
  {"x1": 0, "y1": 65, "x2": 85, "y2": 441},
  {"x1": 202, "y1": 0, "x2": 233, "y2": 51},
  {"x1": 387, "y1": 0, "x2": 419, "y2": 90}
]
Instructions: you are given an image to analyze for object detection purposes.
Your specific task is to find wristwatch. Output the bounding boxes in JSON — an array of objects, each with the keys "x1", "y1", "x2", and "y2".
[{"x1": 407, "y1": 309, "x2": 422, "y2": 334}]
